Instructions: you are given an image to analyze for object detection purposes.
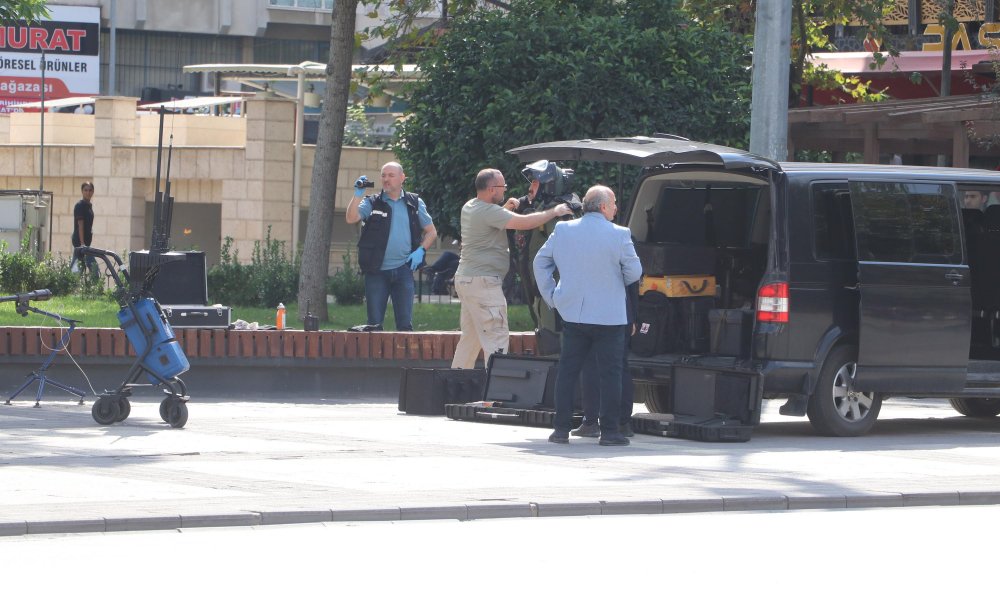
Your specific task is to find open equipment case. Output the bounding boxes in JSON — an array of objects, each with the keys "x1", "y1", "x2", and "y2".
[{"x1": 80, "y1": 247, "x2": 191, "y2": 428}]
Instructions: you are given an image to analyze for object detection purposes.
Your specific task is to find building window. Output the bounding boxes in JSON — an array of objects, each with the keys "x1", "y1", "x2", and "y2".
[{"x1": 269, "y1": 0, "x2": 334, "y2": 10}]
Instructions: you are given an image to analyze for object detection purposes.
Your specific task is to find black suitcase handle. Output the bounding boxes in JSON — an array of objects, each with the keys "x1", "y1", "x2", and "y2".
[{"x1": 681, "y1": 279, "x2": 708, "y2": 294}]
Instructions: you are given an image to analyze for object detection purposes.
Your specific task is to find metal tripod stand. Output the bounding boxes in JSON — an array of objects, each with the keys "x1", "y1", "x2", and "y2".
[{"x1": 3, "y1": 294, "x2": 87, "y2": 407}]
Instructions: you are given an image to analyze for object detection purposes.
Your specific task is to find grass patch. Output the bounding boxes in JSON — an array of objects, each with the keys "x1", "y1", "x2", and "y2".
[{"x1": 0, "y1": 296, "x2": 536, "y2": 332}]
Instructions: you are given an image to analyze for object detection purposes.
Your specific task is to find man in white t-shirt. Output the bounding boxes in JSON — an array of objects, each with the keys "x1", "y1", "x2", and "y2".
[{"x1": 451, "y1": 168, "x2": 571, "y2": 368}]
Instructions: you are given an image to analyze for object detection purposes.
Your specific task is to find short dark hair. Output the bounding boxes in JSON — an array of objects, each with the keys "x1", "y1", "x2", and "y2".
[
  {"x1": 475, "y1": 168, "x2": 501, "y2": 192},
  {"x1": 81, "y1": 181, "x2": 94, "y2": 191}
]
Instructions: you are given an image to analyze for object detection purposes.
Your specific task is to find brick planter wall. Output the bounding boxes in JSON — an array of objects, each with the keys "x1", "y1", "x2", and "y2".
[{"x1": 0, "y1": 328, "x2": 538, "y2": 364}]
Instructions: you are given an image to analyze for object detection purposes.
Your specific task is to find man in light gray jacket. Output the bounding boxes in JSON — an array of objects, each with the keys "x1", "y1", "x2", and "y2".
[{"x1": 533, "y1": 185, "x2": 643, "y2": 446}]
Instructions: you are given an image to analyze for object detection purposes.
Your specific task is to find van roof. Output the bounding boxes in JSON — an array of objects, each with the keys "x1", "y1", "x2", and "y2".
[{"x1": 778, "y1": 161, "x2": 1000, "y2": 182}]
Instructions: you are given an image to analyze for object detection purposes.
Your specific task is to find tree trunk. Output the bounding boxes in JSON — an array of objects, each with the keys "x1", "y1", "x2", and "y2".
[{"x1": 296, "y1": 0, "x2": 359, "y2": 322}]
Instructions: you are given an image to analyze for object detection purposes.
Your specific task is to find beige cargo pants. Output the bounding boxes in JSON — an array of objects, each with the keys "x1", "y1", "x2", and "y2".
[{"x1": 451, "y1": 275, "x2": 509, "y2": 369}]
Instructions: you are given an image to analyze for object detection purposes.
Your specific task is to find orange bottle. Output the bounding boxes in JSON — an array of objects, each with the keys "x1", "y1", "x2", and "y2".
[{"x1": 276, "y1": 303, "x2": 286, "y2": 330}]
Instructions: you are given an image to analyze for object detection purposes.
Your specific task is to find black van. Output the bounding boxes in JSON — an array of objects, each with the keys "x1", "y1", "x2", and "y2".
[{"x1": 509, "y1": 136, "x2": 1000, "y2": 437}]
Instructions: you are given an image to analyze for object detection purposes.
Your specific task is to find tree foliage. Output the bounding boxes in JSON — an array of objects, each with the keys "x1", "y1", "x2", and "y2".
[
  {"x1": 396, "y1": 0, "x2": 752, "y2": 238},
  {"x1": 685, "y1": 0, "x2": 895, "y2": 105},
  {"x1": 0, "y1": 0, "x2": 48, "y2": 23}
]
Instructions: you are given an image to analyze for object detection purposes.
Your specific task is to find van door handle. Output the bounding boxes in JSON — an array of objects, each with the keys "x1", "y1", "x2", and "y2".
[{"x1": 945, "y1": 271, "x2": 964, "y2": 281}]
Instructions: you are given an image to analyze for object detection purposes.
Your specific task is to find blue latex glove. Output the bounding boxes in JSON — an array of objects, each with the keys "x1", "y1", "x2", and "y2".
[
  {"x1": 354, "y1": 176, "x2": 367, "y2": 197},
  {"x1": 407, "y1": 246, "x2": 425, "y2": 271}
]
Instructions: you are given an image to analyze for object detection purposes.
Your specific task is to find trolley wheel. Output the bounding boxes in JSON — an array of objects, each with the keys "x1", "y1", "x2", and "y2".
[
  {"x1": 116, "y1": 397, "x2": 131, "y2": 422},
  {"x1": 159, "y1": 397, "x2": 172, "y2": 422},
  {"x1": 165, "y1": 400, "x2": 188, "y2": 429},
  {"x1": 92, "y1": 396, "x2": 121, "y2": 425}
]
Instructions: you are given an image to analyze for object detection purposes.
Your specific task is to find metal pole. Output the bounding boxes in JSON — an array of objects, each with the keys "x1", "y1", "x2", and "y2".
[
  {"x1": 749, "y1": 1, "x2": 792, "y2": 162},
  {"x1": 291, "y1": 69, "x2": 305, "y2": 259},
  {"x1": 41, "y1": 51, "x2": 51, "y2": 253},
  {"x1": 109, "y1": 0, "x2": 117, "y2": 95}
]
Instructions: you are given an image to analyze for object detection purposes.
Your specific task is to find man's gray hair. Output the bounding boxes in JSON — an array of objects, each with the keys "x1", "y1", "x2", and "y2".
[{"x1": 582, "y1": 185, "x2": 614, "y2": 213}]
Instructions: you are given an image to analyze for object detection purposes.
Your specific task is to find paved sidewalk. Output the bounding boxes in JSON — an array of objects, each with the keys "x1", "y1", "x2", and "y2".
[{"x1": 3, "y1": 395, "x2": 1000, "y2": 536}]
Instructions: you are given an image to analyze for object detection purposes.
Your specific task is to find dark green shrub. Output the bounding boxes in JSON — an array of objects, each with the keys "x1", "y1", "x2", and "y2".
[
  {"x1": 0, "y1": 236, "x2": 40, "y2": 293},
  {"x1": 33, "y1": 255, "x2": 78, "y2": 296},
  {"x1": 207, "y1": 228, "x2": 300, "y2": 308},
  {"x1": 250, "y1": 226, "x2": 299, "y2": 308},
  {"x1": 328, "y1": 248, "x2": 365, "y2": 305},
  {"x1": 207, "y1": 237, "x2": 252, "y2": 306}
]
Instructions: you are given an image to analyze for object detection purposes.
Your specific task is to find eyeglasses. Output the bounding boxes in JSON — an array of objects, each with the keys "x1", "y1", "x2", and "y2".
[{"x1": 491, "y1": 184, "x2": 508, "y2": 189}]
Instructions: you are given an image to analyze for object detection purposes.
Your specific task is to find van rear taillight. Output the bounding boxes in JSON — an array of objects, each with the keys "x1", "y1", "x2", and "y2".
[{"x1": 757, "y1": 282, "x2": 789, "y2": 323}]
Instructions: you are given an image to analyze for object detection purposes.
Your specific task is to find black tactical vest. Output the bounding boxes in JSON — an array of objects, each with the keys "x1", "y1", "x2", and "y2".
[{"x1": 357, "y1": 191, "x2": 424, "y2": 274}]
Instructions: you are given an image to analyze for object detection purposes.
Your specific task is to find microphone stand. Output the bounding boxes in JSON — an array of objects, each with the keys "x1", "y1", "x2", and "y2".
[{"x1": 5, "y1": 300, "x2": 87, "y2": 407}]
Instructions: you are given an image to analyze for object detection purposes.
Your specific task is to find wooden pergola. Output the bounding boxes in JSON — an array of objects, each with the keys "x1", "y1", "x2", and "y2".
[{"x1": 787, "y1": 94, "x2": 1000, "y2": 168}]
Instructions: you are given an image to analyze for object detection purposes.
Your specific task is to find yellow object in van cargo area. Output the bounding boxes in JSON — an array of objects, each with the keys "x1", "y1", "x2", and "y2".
[{"x1": 640, "y1": 275, "x2": 716, "y2": 298}]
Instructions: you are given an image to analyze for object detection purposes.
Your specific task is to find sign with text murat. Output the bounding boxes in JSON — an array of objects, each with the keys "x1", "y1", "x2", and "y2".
[{"x1": 0, "y1": 4, "x2": 100, "y2": 112}]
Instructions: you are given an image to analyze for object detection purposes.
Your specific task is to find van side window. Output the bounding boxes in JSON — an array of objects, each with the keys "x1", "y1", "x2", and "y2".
[
  {"x1": 811, "y1": 183, "x2": 855, "y2": 260},
  {"x1": 851, "y1": 182, "x2": 961, "y2": 264}
]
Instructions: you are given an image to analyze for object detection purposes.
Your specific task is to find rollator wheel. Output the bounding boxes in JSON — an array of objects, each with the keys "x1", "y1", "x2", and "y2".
[
  {"x1": 92, "y1": 396, "x2": 120, "y2": 425},
  {"x1": 116, "y1": 397, "x2": 131, "y2": 422},
  {"x1": 165, "y1": 400, "x2": 188, "y2": 429}
]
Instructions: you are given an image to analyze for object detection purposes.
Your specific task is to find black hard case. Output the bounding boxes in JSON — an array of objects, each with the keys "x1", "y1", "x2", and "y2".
[
  {"x1": 482, "y1": 354, "x2": 559, "y2": 409},
  {"x1": 709, "y1": 308, "x2": 754, "y2": 357},
  {"x1": 398, "y1": 368, "x2": 487, "y2": 415},
  {"x1": 672, "y1": 296, "x2": 714, "y2": 354},
  {"x1": 632, "y1": 292, "x2": 673, "y2": 357},
  {"x1": 161, "y1": 304, "x2": 232, "y2": 329},
  {"x1": 635, "y1": 243, "x2": 715, "y2": 277}
]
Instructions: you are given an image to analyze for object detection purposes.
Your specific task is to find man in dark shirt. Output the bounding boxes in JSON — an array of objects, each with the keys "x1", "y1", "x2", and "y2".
[{"x1": 69, "y1": 181, "x2": 96, "y2": 275}]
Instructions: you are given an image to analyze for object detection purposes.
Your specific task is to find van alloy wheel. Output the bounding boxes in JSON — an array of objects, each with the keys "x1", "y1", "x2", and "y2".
[{"x1": 807, "y1": 345, "x2": 882, "y2": 436}]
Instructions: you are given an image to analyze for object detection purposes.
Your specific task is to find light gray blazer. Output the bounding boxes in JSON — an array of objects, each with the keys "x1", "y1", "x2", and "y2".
[{"x1": 533, "y1": 212, "x2": 643, "y2": 325}]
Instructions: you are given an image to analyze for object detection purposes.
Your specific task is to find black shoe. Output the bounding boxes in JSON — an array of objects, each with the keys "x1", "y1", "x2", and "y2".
[
  {"x1": 620, "y1": 422, "x2": 634, "y2": 438},
  {"x1": 571, "y1": 422, "x2": 600, "y2": 438},
  {"x1": 599, "y1": 434, "x2": 630, "y2": 446},
  {"x1": 548, "y1": 431, "x2": 569, "y2": 444}
]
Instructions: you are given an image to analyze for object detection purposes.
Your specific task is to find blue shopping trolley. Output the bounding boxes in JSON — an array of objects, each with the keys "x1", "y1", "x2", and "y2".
[{"x1": 79, "y1": 247, "x2": 191, "y2": 428}]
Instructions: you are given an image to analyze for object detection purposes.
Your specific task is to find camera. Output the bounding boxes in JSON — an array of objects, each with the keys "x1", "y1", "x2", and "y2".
[
  {"x1": 354, "y1": 176, "x2": 375, "y2": 189},
  {"x1": 519, "y1": 160, "x2": 580, "y2": 212}
]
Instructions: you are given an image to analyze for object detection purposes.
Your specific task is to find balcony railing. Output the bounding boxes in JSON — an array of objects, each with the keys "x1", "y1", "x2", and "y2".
[{"x1": 269, "y1": 0, "x2": 334, "y2": 10}]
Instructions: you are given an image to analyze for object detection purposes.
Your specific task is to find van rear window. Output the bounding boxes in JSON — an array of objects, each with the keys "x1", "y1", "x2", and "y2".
[
  {"x1": 850, "y1": 182, "x2": 961, "y2": 264},
  {"x1": 649, "y1": 185, "x2": 760, "y2": 248}
]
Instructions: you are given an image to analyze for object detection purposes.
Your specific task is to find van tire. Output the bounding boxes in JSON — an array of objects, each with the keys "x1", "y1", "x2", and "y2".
[
  {"x1": 637, "y1": 383, "x2": 671, "y2": 414},
  {"x1": 948, "y1": 397, "x2": 1000, "y2": 417},
  {"x1": 807, "y1": 345, "x2": 882, "y2": 436}
]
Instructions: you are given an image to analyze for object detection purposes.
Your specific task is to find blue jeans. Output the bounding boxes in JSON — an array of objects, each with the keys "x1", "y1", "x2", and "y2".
[
  {"x1": 580, "y1": 333, "x2": 633, "y2": 426},
  {"x1": 554, "y1": 322, "x2": 627, "y2": 435},
  {"x1": 364, "y1": 263, "x2": 415, "y2": 331},
  {"x1": 69, "y1": 245, "x2": 98, "y2": 277}
]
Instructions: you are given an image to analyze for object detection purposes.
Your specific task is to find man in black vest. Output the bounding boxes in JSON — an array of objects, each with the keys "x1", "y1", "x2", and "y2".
[{"x1": 346, "y1": 162, "x2": 437, "y2": 331}]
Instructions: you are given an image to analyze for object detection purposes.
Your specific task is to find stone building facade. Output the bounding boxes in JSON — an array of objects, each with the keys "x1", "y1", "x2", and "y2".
[{"x1": 0, "y1": 96, "x2": 397, "y2": 270}]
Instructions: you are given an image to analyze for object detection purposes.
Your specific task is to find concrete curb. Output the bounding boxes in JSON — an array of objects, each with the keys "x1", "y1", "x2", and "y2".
[{"x1": 4, "y1": 490, "x2": 1000, "y2": 538}]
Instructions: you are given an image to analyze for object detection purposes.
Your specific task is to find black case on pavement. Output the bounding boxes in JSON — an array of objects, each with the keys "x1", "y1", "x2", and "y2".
[
  {"x1": 161, "y1": 304, "x2": 231, "y2": 329},
  {"x1": 631, "y1": 413, "x2": 753, "y2": 442},
  {"x1": 482, "y1": 354, "x2": 559, "y2": 409},
  {"x1": 445, "y1": 403, "x2": 583, "y2": 429},
  {"x1": 635, "y1": 243, "x2": 715, "y2": 277},
  {"x1": 398, "y1": 368, "x2": 486, "y2": 415}
]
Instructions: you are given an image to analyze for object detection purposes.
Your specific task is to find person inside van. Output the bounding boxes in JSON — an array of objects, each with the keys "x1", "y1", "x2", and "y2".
[{"x1": 963, "y1": 190, "x2": 986, "y2": 211}]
